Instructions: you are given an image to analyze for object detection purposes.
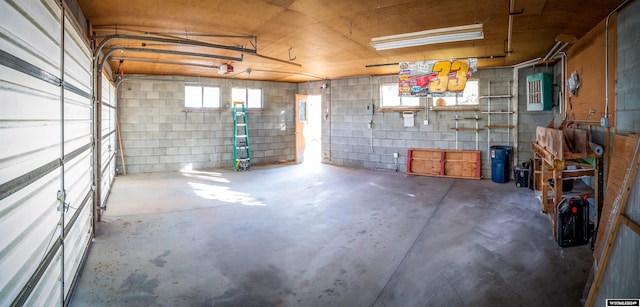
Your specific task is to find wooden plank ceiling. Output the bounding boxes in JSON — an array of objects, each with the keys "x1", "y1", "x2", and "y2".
[{"x1": 77, "y1": 0, "x2": 624, "y2": 82}]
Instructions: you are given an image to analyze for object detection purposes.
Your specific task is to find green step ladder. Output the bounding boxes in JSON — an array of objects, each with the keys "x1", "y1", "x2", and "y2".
[{"x1": 233, "y1": 101, "x2": 251, "y2": 171}]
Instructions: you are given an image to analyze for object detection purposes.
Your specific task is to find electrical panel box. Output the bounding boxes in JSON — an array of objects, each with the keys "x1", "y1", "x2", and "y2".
[
  {"x1": 365, "y1": 103, "x2": 374, "y2": 115},
  {"x1": 526, "y1": 73, "x2": 553, "y2": 111}
]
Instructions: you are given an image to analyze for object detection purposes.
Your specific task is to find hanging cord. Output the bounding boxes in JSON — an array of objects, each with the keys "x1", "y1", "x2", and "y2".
[
  {"x1": 39, "y1": 219, "x2": 61, "y2": 265},
  {"x1": 370, "y1": 76, "x2": 376, "y2": 153},
  {"x1": 481, "y1": 0, "x2": 501, "y2": 24}
]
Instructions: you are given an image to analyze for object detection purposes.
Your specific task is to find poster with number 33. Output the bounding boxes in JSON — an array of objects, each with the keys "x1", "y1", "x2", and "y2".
[{"x1": 398, "y1": 58, "x2": 477, "y2": 96}]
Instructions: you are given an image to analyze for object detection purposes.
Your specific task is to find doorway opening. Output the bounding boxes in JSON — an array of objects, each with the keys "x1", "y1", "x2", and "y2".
[{"x1": 304, "y1": 95, "x2": 322, "y2": 164}]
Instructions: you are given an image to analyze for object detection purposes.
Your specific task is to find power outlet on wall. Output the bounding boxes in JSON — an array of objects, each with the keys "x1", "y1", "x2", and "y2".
[{"x1": 393, "y1": 152, "x2": 399, "y2": 158}]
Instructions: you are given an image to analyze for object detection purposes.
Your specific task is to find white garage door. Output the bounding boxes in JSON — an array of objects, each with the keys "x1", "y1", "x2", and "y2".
[
  {"x1": 101, "y1": 78, "x2": 117, "y2": 210},
  {"x1": 0, "y1": 0, "x2": 107, "y2": 305}
]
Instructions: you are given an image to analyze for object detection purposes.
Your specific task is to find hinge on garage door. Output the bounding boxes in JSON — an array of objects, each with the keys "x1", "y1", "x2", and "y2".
[{"x1": 57, "y1": 189, "x2": 69, "y2": 213}]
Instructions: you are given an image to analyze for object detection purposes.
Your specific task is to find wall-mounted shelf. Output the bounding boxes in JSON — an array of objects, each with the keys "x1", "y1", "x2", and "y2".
[
  {"x1": 429, "y1": 106, "x2": 479, "y2": 112},
  {"x1": 485, "y1": 125, "x2": 515, "y2": 129},
  {"x1": 451, "y1": 128, "x2": 484, "y2": 131},
  {"x1": 378, "y1": 108, "x2": 422, "y2": 113},
  {"x1": 452, "y1": 117, "x2": 482, "y2": 120},
  {"x1": 481, "y1": 111, "x2": 514, "y2": 114},
  {"x1": 485, "y1": 81, "x2": 513, "y2": 163},
  {"x1": 479, "y1": 95, "x2": 512, "y2": 99},
  {"x1": 451, "y1": 111, "x2": 481, "y2": 149}
]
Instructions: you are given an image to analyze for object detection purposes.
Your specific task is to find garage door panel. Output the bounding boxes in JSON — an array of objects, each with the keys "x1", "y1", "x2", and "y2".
[
  {"x1": 0, "y1": 64, "x2": 62, "y2": 186},
  {"x1": 110, "y1": 107, "x2": 117, "y2": 162},
  {"x1": 102, "y1": 146, "x2": 117, "y2": 179},
  {"x1": 1, "y1": 0, "x2": 99, "y2": 304},
  {"x1": 60, "y1": 148, "x2": 92, "y2": 301},
  {"x1": 0, "y1": 125, "x2": 60, "y2": 158},
  {"x1": 0, "y1": 169, "x2": 60, "y2": 256},
  {"x1": 63, "y1": 31, "x2": 91, "y2": 95},
  {"x1": 60, "y1": 13, "x2": 94, "y2": 304},
  {"x1": 0, "y1": 68, "x2": 60, "y2": 120},
  {"x1": 63, "y1": 56, "x2": 90, "y2": 95},
  {"x1": 101, "y1": 104, "x2": 113, "y2": 123},
  {"x1": 64, "y1": 123, "x2": 91, "y2": 146},
  {"x1": 0, "y1": 125, "x2": 61, "y2": 185},
  {"x1": 101, "y1": 132, "x2": 114, "y2": 153},
  {"x1": 101, "y1": 172, "x2": 114, "y2": 206},
  {"x1": 64, "y1": 150, "x2": 92, "y2": 226},
  {"x1": 100, "y1": 143, "x2": 115, "y2": 204},
  {"x1": 100, "y1": 129, "x2": 115, "y2": 168},
  {"x1": 0, "y1": 168, "x2": 61, "y2": 306},
  {"x1": 101, "y1": 76, "x2": 113, "y2": 100},
  {"x1": 64, "y1": 50, "x2": 92, "y2": 98},
  {"x1": 0, "y1": 0, "x2": 61, "y2": 77},
  {"x1": 64, "y1": 123, "x2": 91, "y2": 155},
  {"x1": 64, "y1": 89, "x2": 91, "y2": 159},
  {"x1": 99, "y1": 70, "x2": 114, "y2": 188},
  {"x1": 62, "y1": 59, "x2": 90, "y2": 96},
  {"x1": 63, "y1": 202, "x2": 91, "y2": 298},
  {"x1": 101, "y1": 117, "x2": 113, "y2": 133},
  {"x1": 23, "y1": 248, "x2": 62, "y2": 307},
  {"x1": 64, "y1": 89, "x2": 91, "y2": 117},
  {"x1": 63, "y1": 182, "x2": 92, "y2": 232},
  {"x1": 100, "y1": 80, "x2": 117, "y2": 208}
]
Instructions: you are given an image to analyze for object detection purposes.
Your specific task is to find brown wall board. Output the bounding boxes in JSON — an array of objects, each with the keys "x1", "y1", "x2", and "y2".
[
  {"x1": 564, "y1": 128, "x2": 589, "y2": 158},
  {"x1": 536, "y1": 127, "x2": 564, "y2": 160},
  {"x1": 565, "y1": 17, "x2": 617, "y2": 127}
]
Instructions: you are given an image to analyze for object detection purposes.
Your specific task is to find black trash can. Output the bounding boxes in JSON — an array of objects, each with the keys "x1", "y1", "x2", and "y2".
[
  {"x1": 514, "y1": 166, "x2": 529, "y2": 188},
  {"x1": 490, "y1": 145, "x2": 512, "y2": 183}
]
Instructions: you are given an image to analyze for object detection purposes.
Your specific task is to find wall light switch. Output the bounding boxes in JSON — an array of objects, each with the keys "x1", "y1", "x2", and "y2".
[{"x1": 365, "y1": 104, "x2": 374, "y2": 115}]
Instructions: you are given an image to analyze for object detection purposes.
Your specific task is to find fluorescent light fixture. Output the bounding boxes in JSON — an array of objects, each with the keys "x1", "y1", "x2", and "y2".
[{"x1": 370, "y1": 24, "x2": 484, "y2": 51}]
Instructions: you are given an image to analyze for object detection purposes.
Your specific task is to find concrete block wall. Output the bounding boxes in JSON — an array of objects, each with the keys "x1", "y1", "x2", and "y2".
[
  {"x1": 115, "y1": 68, "x2": 563, "y2": 178},
  {"x1": 516, "y1": 65, "x2": 560, "y2": 164},
  {"x1": 617, "y1": 0, "x2": 640, "y2": 135},
  {"x1": 299, "y1": 68, "x2": 517, "y2": 179},
  {"x1": 116, "y1": 75, "x2": 297, "y2": 174}
]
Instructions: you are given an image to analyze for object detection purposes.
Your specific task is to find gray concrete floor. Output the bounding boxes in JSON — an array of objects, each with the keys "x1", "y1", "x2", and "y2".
[{"x1": 70, "y1": 162, "x2": 593, "y2": 306}]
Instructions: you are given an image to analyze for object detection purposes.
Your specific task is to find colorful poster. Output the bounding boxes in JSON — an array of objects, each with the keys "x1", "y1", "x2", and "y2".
[{"x1": 398, "y1": 58, "x2": 477, "y2": 96}]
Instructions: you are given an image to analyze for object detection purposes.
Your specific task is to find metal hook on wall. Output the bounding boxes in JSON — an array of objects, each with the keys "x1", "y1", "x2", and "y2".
[{"x1": 288, "y1": 47, "x2": 296, "y2": 61}]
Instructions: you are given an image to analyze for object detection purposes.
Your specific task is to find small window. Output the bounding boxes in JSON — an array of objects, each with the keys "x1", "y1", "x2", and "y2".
[
  {"x1": 433, "y1": 80, "x2": 479, "y2": 107},
  {"x1": 185, "y1": 85, "x2": 221, "y2": 108},
  {"x1": 232, "y1": 88, "x2": 263, "y2": 109},
  {"x1": 381, "y1": 84, "x2": 420, "y2": 107}
]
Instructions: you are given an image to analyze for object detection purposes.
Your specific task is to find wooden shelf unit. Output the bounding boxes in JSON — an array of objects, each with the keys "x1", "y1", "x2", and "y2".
[
  {"x1": 482, "y1": 81, "x2": 513, "y2": 168},
  {"x1": 532, "y1": 127, "x2": 603, "y2": 236}
]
